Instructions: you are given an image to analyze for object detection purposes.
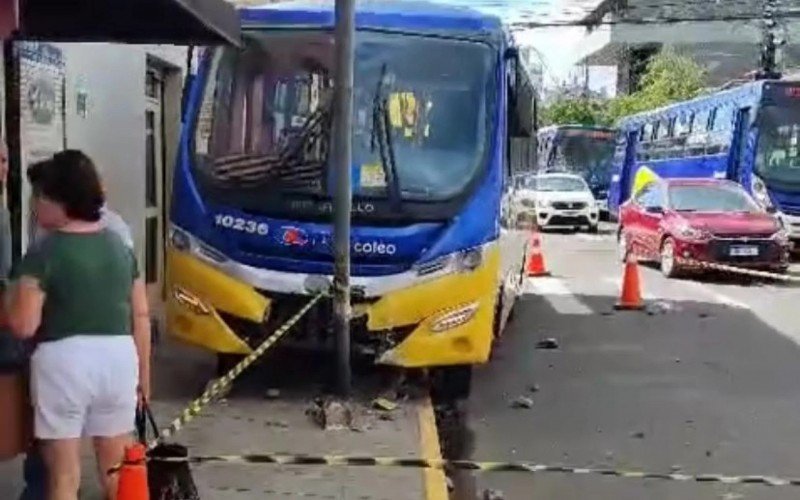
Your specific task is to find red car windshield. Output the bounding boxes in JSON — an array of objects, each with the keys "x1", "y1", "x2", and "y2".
[{"x1": 667, "y1": 185, "x2": 760, "y2": 213}]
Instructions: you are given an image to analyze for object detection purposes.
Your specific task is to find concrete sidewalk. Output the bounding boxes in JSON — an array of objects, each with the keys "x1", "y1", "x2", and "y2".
[{"x1": 0, "y1": 340, "x2": 447, "y2": 500}]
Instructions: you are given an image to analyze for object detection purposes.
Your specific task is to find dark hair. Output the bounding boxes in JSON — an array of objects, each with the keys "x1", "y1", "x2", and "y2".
[{"x1": 27, "y1": 150, "x2": 105, "y2": 222}]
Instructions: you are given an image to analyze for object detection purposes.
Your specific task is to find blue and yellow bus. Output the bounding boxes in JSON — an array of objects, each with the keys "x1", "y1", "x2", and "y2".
[
  {"x1": 166, "y1": 0, "x2": 536, "y2": 397},
  {"x1": 609, "y1": 80, "x2": 800, "y2": 240},
  {"x1": 536, "y1": 125, "x2": 616, "y2": 213}
]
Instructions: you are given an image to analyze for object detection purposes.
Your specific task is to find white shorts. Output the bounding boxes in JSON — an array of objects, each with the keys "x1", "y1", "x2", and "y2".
[{"x1": 31, "y1": 335, "x2": 138, "y2": 440}]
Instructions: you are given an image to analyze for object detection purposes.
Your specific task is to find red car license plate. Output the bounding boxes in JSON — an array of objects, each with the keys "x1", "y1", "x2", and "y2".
[{"x1": 729, "y1": 245, "x2": 759, "y2": 257}]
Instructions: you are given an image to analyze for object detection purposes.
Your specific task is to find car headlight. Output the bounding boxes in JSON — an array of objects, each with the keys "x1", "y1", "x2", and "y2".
[
  {"x1": 678, "y1": 225, "x2": 712, "y2": 241},
  {"x1": 520, "y1": 198, "x2": 536, "y2": 208},
  {"x1": 537, "y1": 199, "x2": 550, "y2": 209},
  {"x1": 772, "y1": 228, "x2": 790, "y2": 245}
]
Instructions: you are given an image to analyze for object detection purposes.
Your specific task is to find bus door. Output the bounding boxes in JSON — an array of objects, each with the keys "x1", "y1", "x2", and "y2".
[
  {"x1": 727, "y1": 107, "x2": 751, "y2": 183},
  {"x1": 619, "y1": 130, "x2": 639, "y2": 203}
]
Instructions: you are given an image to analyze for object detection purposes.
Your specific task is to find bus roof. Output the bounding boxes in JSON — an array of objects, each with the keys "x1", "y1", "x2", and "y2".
[
  {"x1": 615, "y1": 79, "x2": 777, "y2": 130},
  {"x1": 239, "y1": 0, "x2": 504, "y2": 35}
]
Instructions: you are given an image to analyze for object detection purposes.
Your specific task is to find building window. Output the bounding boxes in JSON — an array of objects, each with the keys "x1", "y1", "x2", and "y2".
[
  {"x1": 146, "y1": 217, "x2": 158, "y2": 284},
  {"x1": 145, "y1": 110, "x2": 157, "y2": 208}
]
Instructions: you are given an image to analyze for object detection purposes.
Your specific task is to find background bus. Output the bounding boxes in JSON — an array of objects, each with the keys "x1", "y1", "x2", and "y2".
[
  {"x1": 536, "y1": 124, "x2": 616, "y2": 214},
  {"x1": 608, "y1": 79, "x2": 800, "y2": 243},
  {"x1": 166, "y1": 0, "x2": 536, "y2": 398}
]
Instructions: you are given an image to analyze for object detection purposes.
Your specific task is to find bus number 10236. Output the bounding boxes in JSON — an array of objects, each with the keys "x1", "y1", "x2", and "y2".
[{"x1": 214, "y1": 214, "x2": 269, "y2": 235}]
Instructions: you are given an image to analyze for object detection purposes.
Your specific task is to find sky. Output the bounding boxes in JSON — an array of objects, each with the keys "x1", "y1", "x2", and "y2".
[{"x1": 432, "y1": 0, "x2": 602, "y2": 86}]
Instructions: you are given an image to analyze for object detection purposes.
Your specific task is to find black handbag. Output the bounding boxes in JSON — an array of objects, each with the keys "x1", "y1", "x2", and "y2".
[{"x1": 136, "y1": 402, "x2": 200, "y2": 500}]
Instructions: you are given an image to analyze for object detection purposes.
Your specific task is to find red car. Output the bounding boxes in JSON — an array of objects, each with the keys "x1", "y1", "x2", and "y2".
[{"x1": 618, "y1": 178, "x2": 790, "y2": 277}]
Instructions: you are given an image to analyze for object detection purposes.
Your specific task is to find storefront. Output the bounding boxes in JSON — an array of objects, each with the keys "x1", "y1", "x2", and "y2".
[{"x1": 1, "y1": 0, "x2": 240, "y2": 302}]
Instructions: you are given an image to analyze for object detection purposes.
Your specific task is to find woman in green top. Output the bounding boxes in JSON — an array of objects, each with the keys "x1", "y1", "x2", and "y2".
[{"x1": 7, "y1": 150, "x2": 151, "y2": 500}]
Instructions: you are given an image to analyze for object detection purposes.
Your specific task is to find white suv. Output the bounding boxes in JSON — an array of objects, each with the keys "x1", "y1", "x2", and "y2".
[{"x1": 515, "y1": 173, "x2": 600, "y2": 232}]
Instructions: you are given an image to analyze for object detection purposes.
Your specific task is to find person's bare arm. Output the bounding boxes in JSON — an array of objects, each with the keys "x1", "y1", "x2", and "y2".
[
  {"x1": 131, "y1": 278, "x2": 152, "y2": 403},
  {"x1": 8, "y1": 276, "x2": 44, "y2": 339}
]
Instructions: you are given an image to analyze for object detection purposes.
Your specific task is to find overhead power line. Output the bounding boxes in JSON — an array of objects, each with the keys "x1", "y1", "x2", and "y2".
[{"x1": 511, "y1": 11, "x2": 800, "y2": 30}]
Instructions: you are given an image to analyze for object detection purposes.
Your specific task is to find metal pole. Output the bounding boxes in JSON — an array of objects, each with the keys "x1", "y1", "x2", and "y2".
[{"x1": 331, "y1": 0, "x2": 355, "y2": 396}]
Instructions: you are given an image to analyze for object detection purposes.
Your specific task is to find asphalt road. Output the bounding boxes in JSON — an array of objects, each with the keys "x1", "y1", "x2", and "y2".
[{"x1": 447, "y1": 223, "x2": 800, "y2": 500}]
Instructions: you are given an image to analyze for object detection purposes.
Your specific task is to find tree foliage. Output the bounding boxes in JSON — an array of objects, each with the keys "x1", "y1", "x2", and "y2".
[
  {"x1": 541, "y1": 98, "x2": 607, "y2": 127},
  {"x1": 541, "y1": 48, "x2": 708, "y2": 127}
]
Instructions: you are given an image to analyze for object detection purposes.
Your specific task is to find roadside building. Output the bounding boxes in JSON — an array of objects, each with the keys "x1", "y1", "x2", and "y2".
[
  {"x1": 574, "y1": 0, "x2": 800, "y2": 94},
  {"x1": 0, "y1": 0, "x2": 240, "y2": 317}
]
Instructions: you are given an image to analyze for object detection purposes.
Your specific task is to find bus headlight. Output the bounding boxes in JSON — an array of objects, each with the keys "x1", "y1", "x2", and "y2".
[
  {"x1": 173, "y1": 287, "x2": 211, "y2": 315},
  {"x1": 430, "y1": 303, "x2": 479, "y2": 333},
  {"x1": 170, "y1": 226, "x2": 192, "y2": 251},
  {"x1": 456, "y1": 248, "x2": 483, "y2": 272}
]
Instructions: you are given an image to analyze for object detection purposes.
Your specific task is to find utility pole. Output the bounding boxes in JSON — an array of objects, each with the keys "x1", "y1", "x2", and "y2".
[
  {"x1": 331, "y1": 0, "x2": 355, "y2": 396},
  {"x1": 756, "y1": 0, "x2": 783, "y2": 80}
]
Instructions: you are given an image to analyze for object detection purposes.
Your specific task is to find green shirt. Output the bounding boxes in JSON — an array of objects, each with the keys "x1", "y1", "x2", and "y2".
[{"x1": 14, "y1": 230, "x2": 139, "y2": 342}]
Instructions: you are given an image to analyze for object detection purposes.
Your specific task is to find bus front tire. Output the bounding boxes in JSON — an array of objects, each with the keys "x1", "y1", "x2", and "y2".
[{"x1": 430, "y1": 365, "x2": 473, "y2": 402}]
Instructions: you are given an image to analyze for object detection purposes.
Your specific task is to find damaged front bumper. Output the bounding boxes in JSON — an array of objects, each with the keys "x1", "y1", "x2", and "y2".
[{"x1": 166, "y1": 244, "x2": 501, "y2": 368}]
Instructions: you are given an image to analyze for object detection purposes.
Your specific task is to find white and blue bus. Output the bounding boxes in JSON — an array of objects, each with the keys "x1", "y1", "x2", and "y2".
[
  {"x1": 166, "y1": 0, "x2": 537, "y2": 398},
  {"x1": 608, "y1": 80, "x2": 800, "y2": 242},
  {"x1": 536, "y1": 125, "x2": 616, "y2": 213}
]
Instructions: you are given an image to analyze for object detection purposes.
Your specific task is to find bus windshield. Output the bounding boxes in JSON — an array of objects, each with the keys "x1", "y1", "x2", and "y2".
[
  {"x1": 755, "y1": 104, "x2": 800, "y2": 186},
  {"x1": 552, "y1": 130, "x2": 616, "y2": 184},
  {"x1": 194, "y1": 30, "x2": 493, "y2": 217}
]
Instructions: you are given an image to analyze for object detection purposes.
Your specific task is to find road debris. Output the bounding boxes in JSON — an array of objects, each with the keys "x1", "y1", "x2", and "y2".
[
  {"x1": 264, "y1": 420, "x2": 289, "y2": 429},
  {"x1": 372, "y1": 397, "x2": 399, "y2": 412},
  {"x1": 536, "y1": 338, "x2": 560, "y2": 350},
  {"x1": 510, "y1": 396, "x2": 534, "y2": 409},
  {"x1": 483, "y1": 489, "x2": 505, "y2": 500},
  {"x1": 630, "y1": 431, "x2": 646, "y2": 439},
  {"x1": 306, "y1": 399, "x2": 353, "y2": 430},
  {"x1": 646, "y1": 300, "x2": 678, "y2": 315},
  {"x1": 264, "y1": 388, "x2": 281, "y2": 400},
  {"x1": 528, "y1": 383, "x2": 541, "y2": 393}
]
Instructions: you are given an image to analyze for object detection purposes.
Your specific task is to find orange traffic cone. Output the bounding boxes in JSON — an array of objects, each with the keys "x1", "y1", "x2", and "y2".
[
  {"x1": 526, "y1": 228, "x2": 550, "y2": 277},
  {"x1": 615, "y1": 253, "x2": 645, "y2": 310},
  {"x1": 117, "y1": 443, "x2": 149, "y2": 500}
]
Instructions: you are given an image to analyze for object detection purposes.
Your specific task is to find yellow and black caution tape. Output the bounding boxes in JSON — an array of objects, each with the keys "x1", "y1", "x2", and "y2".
[
  {"x1": 677, "y1": 257, "x2": 799, "y2": 283},
  {"x1": 629, "y1": 252, "x2": 798, "y2": 283},
  {"x1": 148, "y1": 453, "x2": 800, "y2": 487},
  {"x1": 151, "y1": 293, "x2": 324, "y2": 449}
]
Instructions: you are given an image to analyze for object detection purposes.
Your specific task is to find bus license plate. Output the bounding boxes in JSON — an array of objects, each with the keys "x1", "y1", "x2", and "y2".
[{"x1": 729, "y1": 245, "x2": 758, "y2": 257}]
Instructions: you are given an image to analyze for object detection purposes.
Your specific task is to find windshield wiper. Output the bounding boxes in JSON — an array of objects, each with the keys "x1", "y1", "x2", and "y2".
[{"x1": 370, "y1": 63, "x2": 402, "y2": 210}]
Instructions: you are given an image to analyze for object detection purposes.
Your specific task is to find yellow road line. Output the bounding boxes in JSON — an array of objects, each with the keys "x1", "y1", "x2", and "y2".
[{"x1": 418, "y1": 396, "x2": 448, "y2": 500}]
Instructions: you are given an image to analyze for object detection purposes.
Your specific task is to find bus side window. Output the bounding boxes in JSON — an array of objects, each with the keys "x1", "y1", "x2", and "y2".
[
  {"x1": 687, "y1": 110, "x2": 709, "y2": 157},
  {"x1": 707, "y1": 107, "x2": 718, "y2": 132},
  {"x1": 637, "y1": 123, "x2": 653, "y2": 161},
  {"x1": 614, "y1": 132, "x2": 627, "y2": 165}
]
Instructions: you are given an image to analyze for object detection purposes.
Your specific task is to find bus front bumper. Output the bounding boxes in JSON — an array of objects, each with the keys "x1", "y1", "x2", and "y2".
[{"x1": 165, "y1": 246, "x2": 500, "y2": 368}]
